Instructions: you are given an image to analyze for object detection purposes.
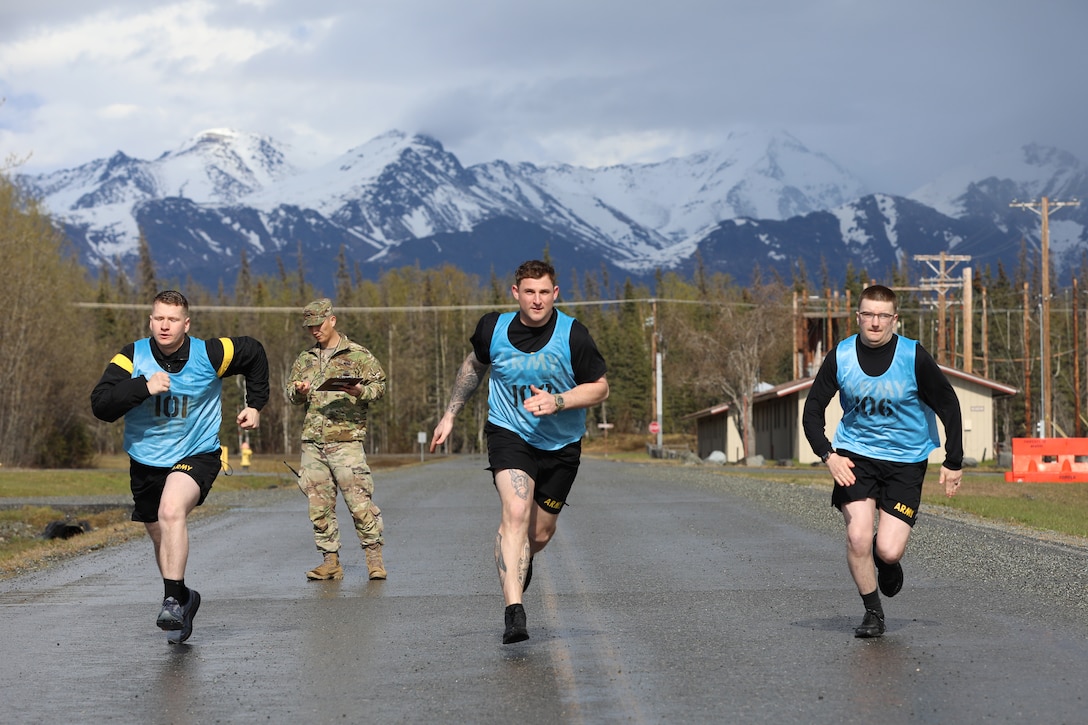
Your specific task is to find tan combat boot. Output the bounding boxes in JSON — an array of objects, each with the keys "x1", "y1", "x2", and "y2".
[
  {"x1": 306, "y1": 552, "x2": 343, "y2": 581},
  {"x1": 365, "y1": 544, "x2": 387, "y2": 580}
]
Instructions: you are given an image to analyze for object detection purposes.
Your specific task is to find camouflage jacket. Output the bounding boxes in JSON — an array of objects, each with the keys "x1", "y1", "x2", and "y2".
[{"x1": 286, "y1": 333, "x2": 386, "y2": 443}]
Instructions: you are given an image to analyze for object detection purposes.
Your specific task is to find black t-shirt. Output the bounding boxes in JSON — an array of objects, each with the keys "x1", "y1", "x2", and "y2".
[{"x1": 470, "y1": 309, "x2": 607, "y2": 384}]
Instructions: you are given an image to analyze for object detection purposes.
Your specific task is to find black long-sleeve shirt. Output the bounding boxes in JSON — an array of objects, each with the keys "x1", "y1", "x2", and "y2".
[
  {"x1": 802, "y1": 335, "x2": 963, "y2": 470},
  {"x1": 91, "y1": 335, "x2": 270, "y2": 423}
]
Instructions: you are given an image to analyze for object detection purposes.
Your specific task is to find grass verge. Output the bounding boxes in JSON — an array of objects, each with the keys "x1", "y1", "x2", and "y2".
[
  {"x1": 658, "y1": 462, "x2": 1088, "y2": 541},
  {"x1": 0, "y1": 453, "x2": 419, "y2": 580},
  {"x1": 584, "y1": 433, "x2": 1088, "y2": 542}
]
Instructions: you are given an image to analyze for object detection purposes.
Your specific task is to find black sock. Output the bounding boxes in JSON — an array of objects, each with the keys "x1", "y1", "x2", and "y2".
[
  {"x1": 164, "y1": 579, "x2": 188, "y2": 605},
  {"x1": 861, "y1": 589, "x2": 882, "y2": 615}
]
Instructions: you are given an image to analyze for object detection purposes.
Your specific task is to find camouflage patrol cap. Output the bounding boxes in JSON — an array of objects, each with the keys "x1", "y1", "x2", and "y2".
[{"x1": 303, "y1": 298, "x2": 333, "y2": 326}]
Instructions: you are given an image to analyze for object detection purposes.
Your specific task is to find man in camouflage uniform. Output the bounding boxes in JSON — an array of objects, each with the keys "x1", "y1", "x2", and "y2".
[{"x1": 287, "y1": 298, "x2": 388, "y2": 580}]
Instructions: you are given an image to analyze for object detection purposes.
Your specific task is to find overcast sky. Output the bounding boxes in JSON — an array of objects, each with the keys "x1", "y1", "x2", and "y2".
[{"x1": 1, "y1": 0, "x2": 1085, "y2": 195}]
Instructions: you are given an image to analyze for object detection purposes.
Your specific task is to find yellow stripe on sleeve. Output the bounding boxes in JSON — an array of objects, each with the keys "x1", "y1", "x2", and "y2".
[
  {"x1": 111, "y1": 354, "x2": 134, "y2": 373},
  {"x1": 217, "y1": 338, "x2": 235, "y2": 377}
]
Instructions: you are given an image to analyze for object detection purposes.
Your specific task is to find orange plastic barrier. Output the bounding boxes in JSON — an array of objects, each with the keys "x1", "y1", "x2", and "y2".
[{"x1": 1005, "y1": 438, "x2": 1088, "y2": 483}]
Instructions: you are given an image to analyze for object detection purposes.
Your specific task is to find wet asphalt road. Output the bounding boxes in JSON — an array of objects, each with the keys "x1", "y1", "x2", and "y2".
[{"x1": 2, "y1": 456, "x2": 1088, "y2": 724}]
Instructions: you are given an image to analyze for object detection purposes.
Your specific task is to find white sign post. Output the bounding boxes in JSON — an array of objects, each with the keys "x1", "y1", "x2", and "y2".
[{"x1": 598, "y1": 422, "x2": 614, "y2": 457}]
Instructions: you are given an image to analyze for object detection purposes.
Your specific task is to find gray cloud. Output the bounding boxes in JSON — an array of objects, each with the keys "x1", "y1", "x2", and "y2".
[{"x1": 1, "y1": 0, "x2": 1086, "y2": 195}]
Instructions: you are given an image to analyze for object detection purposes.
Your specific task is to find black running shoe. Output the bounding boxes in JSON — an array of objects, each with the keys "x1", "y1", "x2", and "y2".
[
  {"x1": 854, "y1": 608, "x2": 885, "y2": 638},
  {"x1": 503, "y1": 603, "x2": 529, "y2": 644},
  {"x1": 873, "y1": 535, "x2": 904, "y2": 598},
  {"x1": 156, "y1": 596, "x2": 184, "y2": 631},
  {"x1": 166, "y1": 590, "x2": 201, "y2": 644},
  {"x1": 523, "y1": 556, "x2": 534, "y2": 593}
]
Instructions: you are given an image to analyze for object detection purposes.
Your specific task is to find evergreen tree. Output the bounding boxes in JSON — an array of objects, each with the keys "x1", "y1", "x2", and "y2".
[
  {"x1": 235, "y1": 248, "x2": 253, "y2": 306},
  {"x1": 136, "y1": 230, "x2": 157, "y2": 300},
  {"x1": 792, "y1": 258, "x2": 809, "y2": 294},
  {"x1": 595, "y1": 279, "x2": 650, "y2": 432},
  {"x1": 295, "y1": 241, "x2": 307, "y2": 303},
  {"x1": 335, "y1": 245, "x2": 352, "y2": 303}
]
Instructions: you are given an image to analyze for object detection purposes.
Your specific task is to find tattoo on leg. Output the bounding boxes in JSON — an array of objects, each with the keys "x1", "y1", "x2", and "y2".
[
  {"x1": 509, "y1": 471, "x2": 530, "y2": 501},
  {"x1": 495, "y1": 533, "x2": 506, "y2": 585},
  {"x1": 518, "y1": 541, "x2": 531, "y2": 586}
]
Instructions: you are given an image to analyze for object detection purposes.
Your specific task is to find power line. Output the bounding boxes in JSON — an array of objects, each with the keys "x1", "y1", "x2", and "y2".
[{"x1": 72, "y1": 297, "x2": 766, "y2": 314}]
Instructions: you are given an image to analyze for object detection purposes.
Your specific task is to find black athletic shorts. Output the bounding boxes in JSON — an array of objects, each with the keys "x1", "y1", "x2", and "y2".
[
  {"x1": 830, "y1": 449, "x2": 927, "y2": 526},
  {"x1": 129, "y1": 450, "x2": 222, "y2": 523},
  {"x1": 485, "y1": 422, "x2": 581, "y2": 514}
]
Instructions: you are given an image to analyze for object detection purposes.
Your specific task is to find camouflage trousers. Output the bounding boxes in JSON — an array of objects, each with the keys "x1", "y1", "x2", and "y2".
[{"x1": 298, "y1": 441, "x2": 383, "y2": 554}]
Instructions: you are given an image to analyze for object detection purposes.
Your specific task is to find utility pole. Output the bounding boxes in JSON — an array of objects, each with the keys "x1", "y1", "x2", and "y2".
[
  {"x1": 793, "y1": 291, "x2": 801, "y2": 379},
  {"x1": 1010, "y1": 197, "x2": 1081, "y2": 437},
  {"x1": 914, "y1": 253, "x2": 971, "y2": 365},
  {"x1": 825, "y1": 287, "x2": 834, "y2": 360},
  {"x1": 981, "y1": 285, "x2": 989, "y2": 378},
  {"x1": 1022, "y1": 282, "x2": 1032, "y2": 436},
  {"x1": 648, "y1": 299, "x2": 658, "y2": 422},
  {"x1": 1075, "y1": 277, "x2": 1082, "y2": 437},
  {"x1": 962, "y1": 267, "x2": 973, "y2": 373}
]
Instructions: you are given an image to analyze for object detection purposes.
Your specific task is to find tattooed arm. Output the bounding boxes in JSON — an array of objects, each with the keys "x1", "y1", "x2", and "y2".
[{"x1": 429, "y1": 351, "x2": 489, "y2": 451}]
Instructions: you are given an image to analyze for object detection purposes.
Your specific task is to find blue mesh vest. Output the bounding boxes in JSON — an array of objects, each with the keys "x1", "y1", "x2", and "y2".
[
  {"x1": 487, "y1": 311, "x2": 585, "y2": 450},
  {"x1": 832, "y1": 335, "x2": 940, "y2": 463},
  {"x1": 124, "y1": 337, "x2": 224, "y2": 466}
]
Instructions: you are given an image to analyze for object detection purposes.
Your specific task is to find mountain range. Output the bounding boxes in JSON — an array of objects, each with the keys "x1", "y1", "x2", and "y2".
[{"x1": 16, "y1": 128, "x2": 1088, "y2": 293}]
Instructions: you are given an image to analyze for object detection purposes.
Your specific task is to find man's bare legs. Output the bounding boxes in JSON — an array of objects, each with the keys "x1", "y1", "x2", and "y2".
[
  {"x1": 494, "y1": 468, "x2": 561, "y2": 644},
  {"x1": 841, "y1": 499, "x2": 878, "y2": 594},
  {"x1": 493, "y1": 469, "x2": 561, "y2": 600},
  {"x1": 146, "y1": 472, "x2": 203, "y2": 641},
  {"x1": 842, "y1": 498, "x2": 912, "y2": 592},
  {"x1": 529, "y1": 507, "x2": 558, "y2": 556},
  {"x1": 842, "y1": 497, "x2": 912, "y2": 637},
  {"x1": 494, "y1": 469, "x2": 534, "y2": 605},
  {"x1": 874, "y1": 514, "x2": 910, "y2": 565},
  {"x1": 144, "y1": 472, "x2": 201, "y2": 580}
]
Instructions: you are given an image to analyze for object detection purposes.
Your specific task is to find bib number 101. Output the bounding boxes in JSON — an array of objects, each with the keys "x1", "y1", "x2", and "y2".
[{"x1": 155, "y1": 394, "x2": 190, "y2": 418}]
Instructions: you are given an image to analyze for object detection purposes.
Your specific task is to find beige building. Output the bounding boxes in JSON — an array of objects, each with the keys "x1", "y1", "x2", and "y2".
[
  {"x1": 686, "y1": 367, "x2": 1017, "y2": 465},
  {"x1": 683, "y1": 402, "x2": 743, "y2": 461}
]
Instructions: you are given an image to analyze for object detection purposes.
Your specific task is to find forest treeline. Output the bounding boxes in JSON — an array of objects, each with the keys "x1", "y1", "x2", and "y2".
[{"x1": 2, "y1": 171, "x2": 1085, "y2": 468}]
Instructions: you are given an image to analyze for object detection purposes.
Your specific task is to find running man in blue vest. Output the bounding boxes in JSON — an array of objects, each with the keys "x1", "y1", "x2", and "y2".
[
  {"x1": 803, "y1": 284, "x2": 963, "y2": 638},
  {"x1": 430, "y1": 260, "x2": 609, "y2": 644},
  {"x1": 92, "y1": 290, "x2": 269, "y2": 644}
]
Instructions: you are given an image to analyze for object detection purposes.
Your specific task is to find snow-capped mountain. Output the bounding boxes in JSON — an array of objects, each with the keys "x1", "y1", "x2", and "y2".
[
  {"x1": 906, "y1": 144, "x2": 1087, "y2": 272},
  {"x1": 16, "y1": 129, "x2": 1088, "y2": 292},
  {"x1": 908, "y1": 144, "x2": 1084, "y2": 218},
  {"x1": 30, "y1": 128, "x2": 298, "y2": 208},
  {"x1": 20, "y1": 129, "x2": 300, "y2": 262}
]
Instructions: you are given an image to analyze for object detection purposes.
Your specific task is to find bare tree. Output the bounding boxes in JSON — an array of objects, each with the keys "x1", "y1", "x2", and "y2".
[
  {"x1": 673, "y1": 279, "x2": 792, "y2": 458},
  {"x1": 0, "y1": 173, "x2": 96, "y2": 465}
]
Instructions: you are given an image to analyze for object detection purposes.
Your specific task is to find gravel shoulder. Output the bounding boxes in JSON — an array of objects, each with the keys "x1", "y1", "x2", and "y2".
[{"x1": 656, "y1": 464, "x2": 1088, "y2": 618}]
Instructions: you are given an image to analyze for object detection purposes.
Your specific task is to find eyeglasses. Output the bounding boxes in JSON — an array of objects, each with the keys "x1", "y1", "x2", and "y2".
[{"x1": 857, "y1": 311, "x2": 896, "y2": 322}]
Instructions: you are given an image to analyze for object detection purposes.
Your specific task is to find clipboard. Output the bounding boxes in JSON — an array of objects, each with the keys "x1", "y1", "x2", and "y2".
[{"x1": 316, "y1": 377, "x2": 363, "y2": 391}]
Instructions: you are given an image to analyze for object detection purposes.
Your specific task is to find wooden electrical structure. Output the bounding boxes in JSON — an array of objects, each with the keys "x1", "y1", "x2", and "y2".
[
  {"x1": 793, "y1": 288, "x2": 852, "y2": 379},
  {"x1": 912, "y1": 254, "x2": 972, "y2": 368},
  {"x1": 1010, "y1": 197, "x2": 1081, "y2": 438}
]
